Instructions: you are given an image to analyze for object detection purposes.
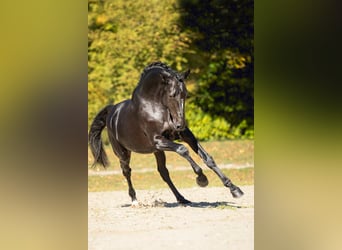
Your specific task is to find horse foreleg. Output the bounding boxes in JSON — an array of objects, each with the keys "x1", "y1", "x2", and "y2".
[
  {"x1": 154, "y1": 151, "x2": 190, "y2": 204},
  {"x1": 154, "y1": 136, "x2": 209, "y2": 188},
  {"x1": 180, "y1": 128, "x2": 244, "y2": 198}
]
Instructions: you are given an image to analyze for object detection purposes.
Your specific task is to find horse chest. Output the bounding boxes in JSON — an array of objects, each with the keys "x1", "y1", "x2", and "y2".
[{"x1": 139, "y1": 103, "x2": 167, "y2": 122}]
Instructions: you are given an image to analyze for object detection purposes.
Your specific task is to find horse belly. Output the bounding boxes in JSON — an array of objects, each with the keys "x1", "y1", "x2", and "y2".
[{"x1": 116, "y1": 119, "x2": 156, "y2": 154}]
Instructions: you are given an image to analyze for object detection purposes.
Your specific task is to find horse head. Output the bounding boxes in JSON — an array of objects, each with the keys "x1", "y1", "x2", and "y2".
[
  {"x1": 160, "y1": 68, "x2": 190, "y2": 131},
  {"x1": 135, "y1": 62, "x2": 190, "y2": 132}
]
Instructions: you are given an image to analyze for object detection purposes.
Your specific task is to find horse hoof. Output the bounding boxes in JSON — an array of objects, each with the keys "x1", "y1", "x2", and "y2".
[
  {"x1": 178, "y1": 198, "x2": 191, "y2": 204},
  {"x1": 231, "y1": 186, "x2": 244, "y2": 198},
  {"x1": 196, "y1": 174, "x2": 209, "y2": 187},
  {"x1": 131, "y1": 200, "x2": 140, "y2": 207}
]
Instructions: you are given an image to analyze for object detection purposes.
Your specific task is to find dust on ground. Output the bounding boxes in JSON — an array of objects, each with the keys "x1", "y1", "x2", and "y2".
[{"x1": 89, "y1": 185, "x2": 254, "y2": 250}]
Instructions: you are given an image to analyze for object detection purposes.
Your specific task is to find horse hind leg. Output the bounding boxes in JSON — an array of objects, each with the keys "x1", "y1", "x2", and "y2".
[
  {"x1": 154, "y1": 151, "x2": 191, "y2": 204},
  {"x1": 120, "y1": 152, "x2": 138, "y2": 205},
  {"x1": 108, "y1": 133, "x2": 137, "y2": 204}
]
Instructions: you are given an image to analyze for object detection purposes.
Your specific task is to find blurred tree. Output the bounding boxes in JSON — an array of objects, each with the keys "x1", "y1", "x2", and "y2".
[
  {"x1": 179, "y1": 0, "x2": 254, "y2": 137},
  {"x1": 88, "y1": 0, "x2": 191, "y2": 126}
]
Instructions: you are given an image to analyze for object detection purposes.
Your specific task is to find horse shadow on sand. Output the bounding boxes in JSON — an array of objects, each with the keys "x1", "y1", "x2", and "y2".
[{"x1": 122, "y1": 200, "x2": 248, "y2": 209}]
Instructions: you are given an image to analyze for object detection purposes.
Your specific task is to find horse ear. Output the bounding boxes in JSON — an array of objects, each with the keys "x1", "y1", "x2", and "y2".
[{"x1": 182, "y1": 69, "x2": 190, "y2": 80}]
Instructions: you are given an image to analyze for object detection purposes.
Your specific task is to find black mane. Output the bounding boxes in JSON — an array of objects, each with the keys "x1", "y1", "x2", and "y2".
[{"x1": 138, "y1": 62, "x2": 178, "y2": 84}]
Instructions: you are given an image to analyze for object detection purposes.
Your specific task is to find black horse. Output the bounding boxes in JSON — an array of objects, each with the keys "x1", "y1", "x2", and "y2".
[{"x1": 89, "y1": 62, "x2": 243, "y2": 204}]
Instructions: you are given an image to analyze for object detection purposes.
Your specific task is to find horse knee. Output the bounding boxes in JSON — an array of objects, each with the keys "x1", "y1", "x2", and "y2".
[{"x1": 176, "y1": 145, "x2": 189, "y2": 156}]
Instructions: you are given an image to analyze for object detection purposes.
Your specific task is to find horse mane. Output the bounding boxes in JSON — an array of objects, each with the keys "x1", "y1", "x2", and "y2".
[{"x1": 138, "y1": 62, "x2": 178, "y2": 84}]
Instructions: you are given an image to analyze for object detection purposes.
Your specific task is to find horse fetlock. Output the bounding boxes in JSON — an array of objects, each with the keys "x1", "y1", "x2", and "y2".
[
  {"x1": 129, "y1": 189, "x2": 136, "y2": 200},
  {"x1": 131, "y1": 200, "x2": 140, "y2": 208},
  {"x1": 224, "y1": 179, "x2": 232, "y2": 187}
]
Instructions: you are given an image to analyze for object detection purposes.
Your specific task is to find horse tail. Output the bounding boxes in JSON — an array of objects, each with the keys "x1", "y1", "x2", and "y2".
[{"x1": 88, "y1": 105, "x2": 113, "y2": 168}]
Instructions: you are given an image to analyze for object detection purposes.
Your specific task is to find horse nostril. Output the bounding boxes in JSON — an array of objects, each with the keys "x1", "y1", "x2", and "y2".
[{"x1": 176, "y1": 124, "x2": 183, "y2": 130}]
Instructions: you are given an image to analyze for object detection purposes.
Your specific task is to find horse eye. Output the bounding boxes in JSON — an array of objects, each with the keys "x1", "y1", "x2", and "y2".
[{"x1": 169, "y1": 89, "x2": 177, "y2": 98}]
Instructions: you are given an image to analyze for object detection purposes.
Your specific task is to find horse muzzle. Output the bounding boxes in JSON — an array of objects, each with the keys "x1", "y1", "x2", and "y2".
[
  {"x1": 169, "y1": 113, "x2": 185, "y2": 131},
  {"x1": 174, "y1": 122, "x2": 185, "y2": 131}
]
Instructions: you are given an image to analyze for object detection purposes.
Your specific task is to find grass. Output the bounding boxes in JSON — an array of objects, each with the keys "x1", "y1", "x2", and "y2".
[
  {"x1": 88, "y1": 140, "x2": 254, "y2": 192},
  {"x1": 88, "y1": 167, "x2": 253, "y2": 192}
]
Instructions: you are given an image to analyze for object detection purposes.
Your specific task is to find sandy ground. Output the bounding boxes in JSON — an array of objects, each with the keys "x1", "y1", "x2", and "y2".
[{"x1": 88, "y1": 185, "x2": 254, "y2": 250}]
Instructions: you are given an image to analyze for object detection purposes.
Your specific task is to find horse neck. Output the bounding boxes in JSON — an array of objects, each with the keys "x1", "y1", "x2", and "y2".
[
  {"x1": 133, "y1": 78, "x2": 160, "y2": 98},
  {"x1": 132, "y1": 92, "x2": 163, "y2": 107},
  {"x1": 132, "y1": 67, "x2": 168, "y2": 107}
]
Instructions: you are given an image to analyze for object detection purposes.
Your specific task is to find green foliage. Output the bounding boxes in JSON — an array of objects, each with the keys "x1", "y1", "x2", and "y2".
[
  {"x1": 186, "y1": 102, "x2": 231, "y2": 140},
  {"x1": 88, "y1": 0, "x2": 191, "y2": 125},
  {"x1": 179, "y1": 0, "x2": 254, "y2": 138},
  {"x1": 193, "y1": 56, "x2": 254, "y2": 138},
  {"x1": 186, "y1": 102, "x2": 253, "y2": 140}
]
